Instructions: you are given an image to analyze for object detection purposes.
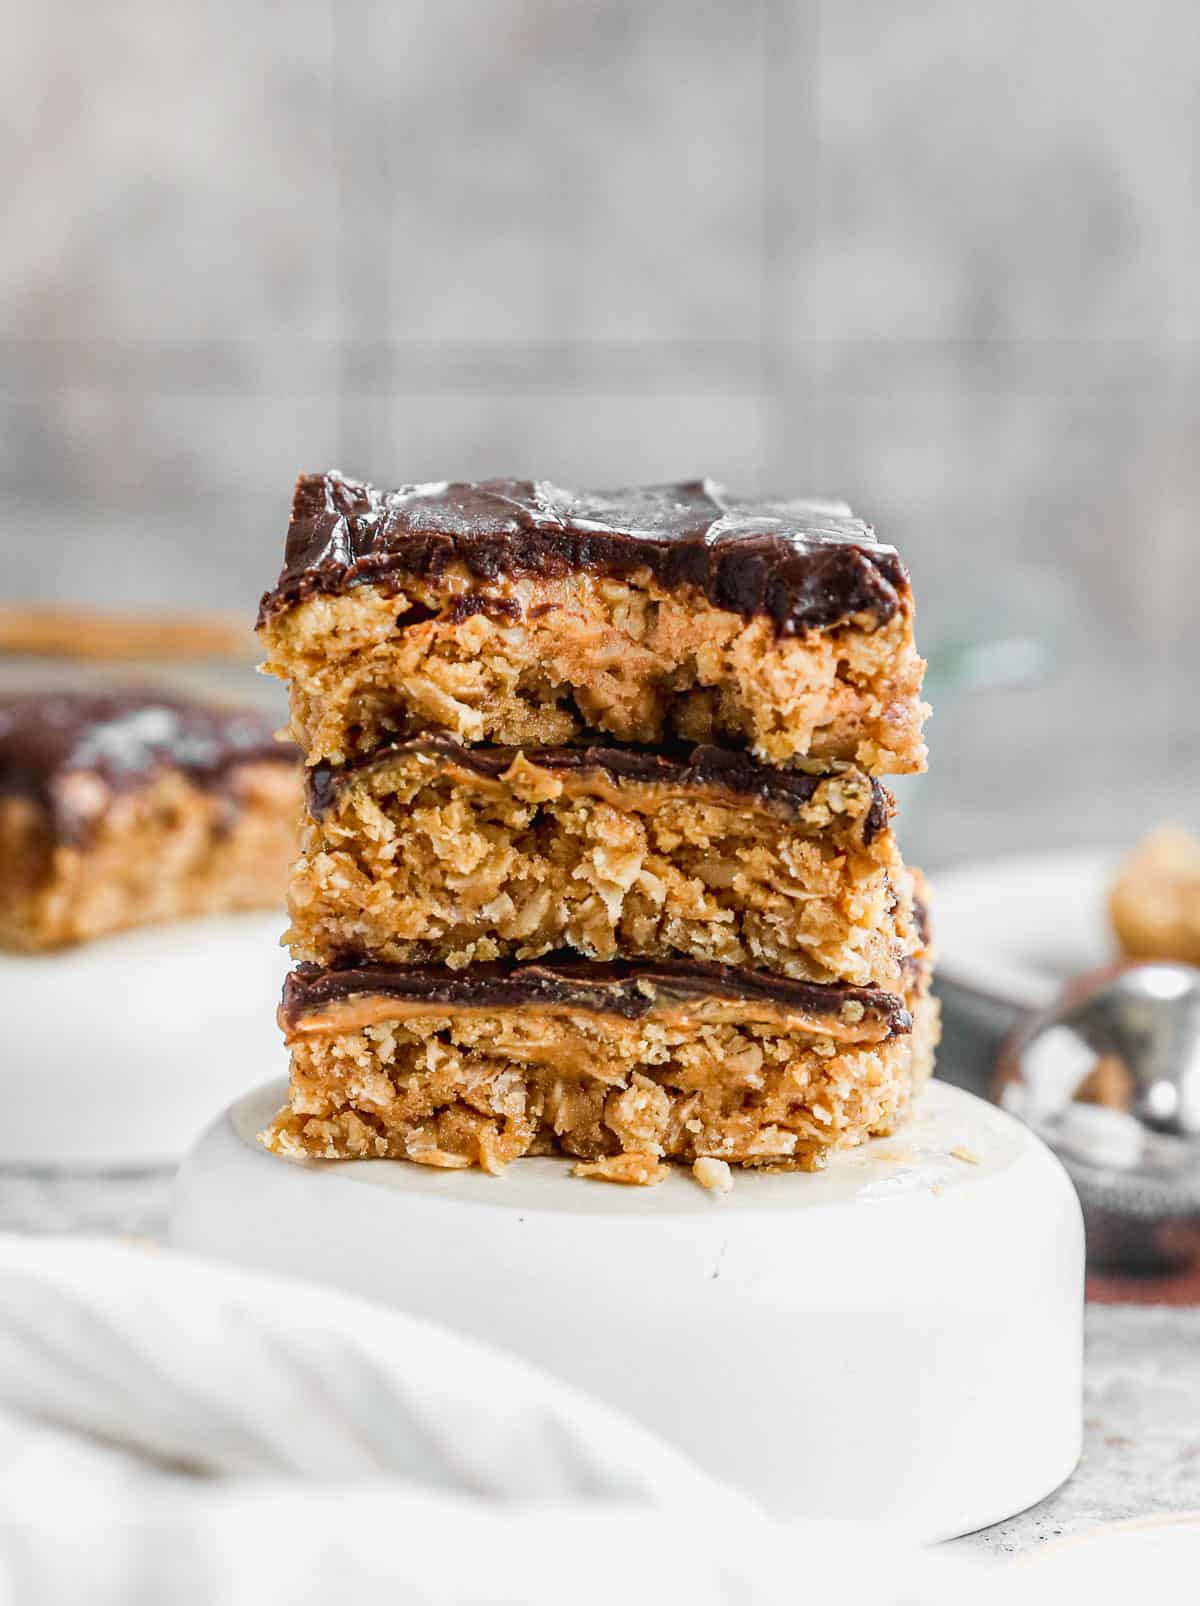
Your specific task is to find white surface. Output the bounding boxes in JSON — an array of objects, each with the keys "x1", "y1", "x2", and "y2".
[
  {"x1": 0, "y1": 912, "x2": 289, "y2": 1167},
  {"x1": 1017, "y1": 1511, "x2": 1200, "y2": 1589},
  {"x1": 0, "y1": 1236, "x2": 992, "y2": 1606},
  {"x1": 170, "y1": 1080, "x2": 1085, "y2": 1542},
  {"x1": 932, "y1": 849, "x2": 1116, "y2": 1014}
]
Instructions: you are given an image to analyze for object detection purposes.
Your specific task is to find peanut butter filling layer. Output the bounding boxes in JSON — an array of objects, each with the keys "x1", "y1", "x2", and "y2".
[
  {"x1": 287, "y1": 740, "x2": 920, "y2": 987},
  {"x1": 280, "y1": 956, "x2": 911, "y2": 1040}
]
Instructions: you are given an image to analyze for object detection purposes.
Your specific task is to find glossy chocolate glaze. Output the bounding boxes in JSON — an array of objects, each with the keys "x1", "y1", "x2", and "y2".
[
  {"x1": 259, "y1": 473, "x2": 910, "y2": 637},
  {"x1": 306, "y1": 737, "x2": 894, "y2": 844},
  {"x1": 0, "y1": 688, "x2": 294, "y2": 844},
  {"x1": 280, "y1": 955, "x2": 912, "y2": 1035}
]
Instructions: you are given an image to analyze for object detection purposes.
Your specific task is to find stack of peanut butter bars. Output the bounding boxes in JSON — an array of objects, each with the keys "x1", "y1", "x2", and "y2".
[{"x1": 257, "y1": 475, "x2": 935, "y2": 1188}]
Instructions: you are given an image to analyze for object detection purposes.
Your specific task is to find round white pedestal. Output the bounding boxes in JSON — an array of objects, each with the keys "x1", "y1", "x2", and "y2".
[
  {"x1": 170, "y1": 1079, "x2": 1083, "y2": 1541},
  {"x1": 1, "y1": 913, "x2": 289, "y2": 1167}
]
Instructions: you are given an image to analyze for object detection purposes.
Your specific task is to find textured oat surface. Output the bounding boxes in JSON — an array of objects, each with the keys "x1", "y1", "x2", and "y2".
[
  {"x1": 0, "y1": 760, "x2": 299, "y2": 950},
  {"x1": 260, "y1": 571, "x2": 927, "y2": 775},
  {"x1": 287, "y1": 744, "x2": 920, "y2": 987}
]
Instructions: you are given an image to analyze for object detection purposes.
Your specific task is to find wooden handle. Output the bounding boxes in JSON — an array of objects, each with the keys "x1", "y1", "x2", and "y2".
[{"x1": 0, "y1": 607, "x2": 255, "y2": 662}]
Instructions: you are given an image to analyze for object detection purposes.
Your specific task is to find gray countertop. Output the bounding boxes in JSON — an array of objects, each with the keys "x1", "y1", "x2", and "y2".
[{"x1": 1, "y1": 1167, "x2": 1194, "y2": 1557}]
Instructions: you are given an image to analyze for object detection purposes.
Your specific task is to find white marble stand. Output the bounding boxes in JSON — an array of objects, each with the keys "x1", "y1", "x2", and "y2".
[
  {"x1": 170, "y1": 1079, "x2": 1084, "y2": 1541},
  {"x1": 1, "y1": 912, "x2": 289, "y2": 1167}
]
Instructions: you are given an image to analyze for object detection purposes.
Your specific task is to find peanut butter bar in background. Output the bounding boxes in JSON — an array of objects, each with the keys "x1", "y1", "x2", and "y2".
[
  {"x1": 0, "y1": 689, "x2": 300, "y2": 951},
  {"x1": 289, "y1": 737, "x2": 922, "y2": 990},
  {"x1": 258, "y1": 475, "x2": 928, "y2": 774},
  {"x1": 262, "y1": 953, "x2": 937, "y2": 1183}
]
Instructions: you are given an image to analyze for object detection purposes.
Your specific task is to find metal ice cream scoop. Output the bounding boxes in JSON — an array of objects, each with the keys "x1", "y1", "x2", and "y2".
[{"x1": 996, "y1": 961, "x2": 1200, "y2": 1270}]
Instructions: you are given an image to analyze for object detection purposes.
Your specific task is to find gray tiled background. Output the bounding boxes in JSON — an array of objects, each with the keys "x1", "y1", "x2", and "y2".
[{"x1": 3, "y1": 0, "x2": 1197, "y2": 866}]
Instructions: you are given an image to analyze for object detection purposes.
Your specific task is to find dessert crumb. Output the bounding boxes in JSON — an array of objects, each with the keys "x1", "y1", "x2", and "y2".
[
  {"x1": 693, "y1": 1156, "x2": 733, "y2": 1194},
  {"x1": 573, "y1": 1152, "x2": 667, "y2": 1186}
]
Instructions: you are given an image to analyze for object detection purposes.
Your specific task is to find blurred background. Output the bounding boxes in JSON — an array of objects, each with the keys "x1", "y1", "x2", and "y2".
[{"x1": 3, "y1": 0, "x2": 1196, "y2": 868}]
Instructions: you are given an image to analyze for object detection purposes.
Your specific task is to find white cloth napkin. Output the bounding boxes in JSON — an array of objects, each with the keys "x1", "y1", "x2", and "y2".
[{"x1": 0, "y1": 1235, "x2": 1036, "y2": 1604}]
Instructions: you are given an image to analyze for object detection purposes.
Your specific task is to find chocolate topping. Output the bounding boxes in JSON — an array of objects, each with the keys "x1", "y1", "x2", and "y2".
[
  {"x1": 0, "y1": 688, "x2": 295, "y2": 844},
  {"x1": 259, "y1": 473, "x2": 909, "y2": 638},
  {"x1": 280, "y1": 955, "x2": 912, "y2": 1036},
  {"x1": 306, "y1": 737, "x2": 894, "y2": 843}
]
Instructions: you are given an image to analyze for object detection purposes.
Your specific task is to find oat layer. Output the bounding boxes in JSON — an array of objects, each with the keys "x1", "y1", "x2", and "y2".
[
  {"x1": 288, "y1": 739, "x2": 920, "y2": 988},
  {"x1": 260, "y1": 571, "x2": 927, "y2": 775},
  {"x1": 262, "y1": 958, "x2": 937, "y2": 1181}
]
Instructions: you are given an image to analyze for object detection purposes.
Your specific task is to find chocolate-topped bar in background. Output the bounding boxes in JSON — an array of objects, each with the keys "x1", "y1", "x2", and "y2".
[
  {"x1": 287, "y1": 737, "x2": 923, "y2": 989},
  {"x1": 258, "y1": 474, "x2": 928, "y2": 774},
  {"x1": 0, "y1": 689, "x2": 300, "y2": 950},
  {"x1": 263, "y1": 953, "x2": 938, "y2": 1184}
]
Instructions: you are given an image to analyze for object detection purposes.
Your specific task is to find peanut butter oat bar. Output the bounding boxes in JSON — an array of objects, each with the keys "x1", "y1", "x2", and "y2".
[
  {"x1": 258, "y1": 475, "x2": 928, "y2": 775},
  {"x1": 262, "y1": 955, "x2": 937, "y2": 1181},
  {"x1": 0, "y1": 689, "x2": 300, "y2": 950},
  {"x1": 288, "y1": 738, "x2": 922, "y2": 989}
]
